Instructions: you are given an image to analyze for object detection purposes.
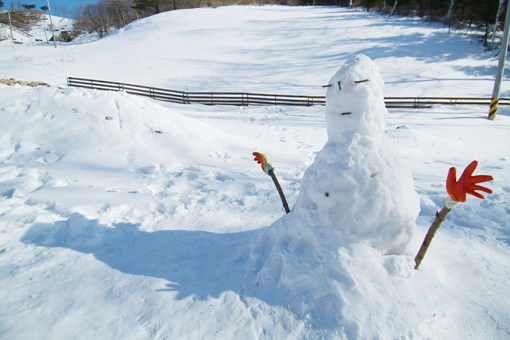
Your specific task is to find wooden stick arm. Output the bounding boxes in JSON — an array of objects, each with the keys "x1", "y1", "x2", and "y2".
[
  {"x1": 270, "y1": 170, "x2": 290, "y2": 214},
  {"x1": 414, "y1": 206, "x2": 451, "y2": 270}
]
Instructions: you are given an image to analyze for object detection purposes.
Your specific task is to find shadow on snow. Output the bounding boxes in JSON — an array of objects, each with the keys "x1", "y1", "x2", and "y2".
[
  {"x1": 21, "y1": 212, "x2": 355, "y2": 331},
  {"x1": 21, "y1": 213, "x2": 262, "y2": 300}
]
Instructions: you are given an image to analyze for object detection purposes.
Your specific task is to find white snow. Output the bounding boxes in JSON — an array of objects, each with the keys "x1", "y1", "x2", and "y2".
[
  {"x1": 295, "y1": 54, "x2": 420, "y2": 254},
  {"x1": 0, "y1": 5, "x2": 509, "y2": 339}
]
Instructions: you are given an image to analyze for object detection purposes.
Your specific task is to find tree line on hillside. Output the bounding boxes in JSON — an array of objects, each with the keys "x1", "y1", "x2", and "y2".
[
  {"x1": 357, "y1": 0, "x2": 505, "y2": 48},
  {"x1": 70, "y1": 0, "x2": 505, "y2": 48}
]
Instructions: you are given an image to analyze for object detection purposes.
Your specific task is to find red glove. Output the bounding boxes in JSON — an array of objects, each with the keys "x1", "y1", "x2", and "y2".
[
  {"x1": 446, "y1": 160, "x2": 493, "y2": 202},
  {"x1": 253, "y1": 152, "x2": 274, "y2": 176}
]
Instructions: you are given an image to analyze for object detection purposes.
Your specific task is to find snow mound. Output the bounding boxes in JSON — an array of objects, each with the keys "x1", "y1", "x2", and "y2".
[{"x1": 0, "y1": 84, "x2": 244, "y2": 169}]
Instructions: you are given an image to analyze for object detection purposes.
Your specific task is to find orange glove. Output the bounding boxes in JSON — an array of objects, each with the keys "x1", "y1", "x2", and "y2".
[
  {"x1": 253, "y1": 152, "x2": 274, "y2": 176},
  {"x1": 446, "y1": 160, "x2": 493, "y2": 203}
]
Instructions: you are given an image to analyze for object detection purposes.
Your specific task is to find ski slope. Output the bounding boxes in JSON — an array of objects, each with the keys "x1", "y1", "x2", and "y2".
[{"x1": 1, "y1": 5, "x2": 509, "y2": 339}]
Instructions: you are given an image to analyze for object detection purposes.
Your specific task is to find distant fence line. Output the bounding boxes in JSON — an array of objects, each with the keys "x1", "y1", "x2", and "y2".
[{"x1": 67, "y1": 77, "x2": 510, "y2": 109}]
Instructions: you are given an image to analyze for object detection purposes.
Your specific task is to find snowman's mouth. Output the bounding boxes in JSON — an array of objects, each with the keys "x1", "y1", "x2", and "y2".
[{"x1": 341, "y1": 112, "x2": 352, "y2": 115}]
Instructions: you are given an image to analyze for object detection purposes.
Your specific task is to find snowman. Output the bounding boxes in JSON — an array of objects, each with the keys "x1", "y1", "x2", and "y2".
[
  {"x1": 248, "y1": 55, "x2": 421, "y2": 327},
  {"x1": 292, "y1": 54, "x2": 420, "y2": 254}
]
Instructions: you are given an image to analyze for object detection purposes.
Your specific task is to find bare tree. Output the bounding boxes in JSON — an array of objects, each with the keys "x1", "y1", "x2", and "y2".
[
  {"x1": 390, "y1": 0, "x2": 397, "y2": 15},
  {"x1": 107, "y1": 0, "x2": 135, "y2": 29},
  {"x1": 132, "y1": 0, "x2": 167, "y2": 14},
  {"x1": 74, "y1": 0, "x2": 136, "y2": 37},
  {"x1": 446, "y1": 0, "x2": 455, "y2": 20},
  {"x1": 489, "y1": 0, "x2": 505, "y2": 50}
]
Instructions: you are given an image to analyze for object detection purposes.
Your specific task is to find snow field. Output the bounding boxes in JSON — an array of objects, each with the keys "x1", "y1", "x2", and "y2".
[{"x1": 0, "y1": 5, "x2": 509, "y2": 339}]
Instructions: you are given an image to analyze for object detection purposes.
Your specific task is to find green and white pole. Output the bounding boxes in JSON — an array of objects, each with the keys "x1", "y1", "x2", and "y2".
[{"x1": 489, "y1": 0, "x2": 510, "y2": 120}]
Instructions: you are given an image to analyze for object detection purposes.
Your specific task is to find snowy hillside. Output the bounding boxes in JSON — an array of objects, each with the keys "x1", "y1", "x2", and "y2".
[
  {"x1": 1, "y1": 6, "x2": 509, "y2": 339},
  {"x1": 27, "y1": 13, "x2": 74, "y2": 42},
  {"x1": 0, "y1": 11, "x2": 74, "y2": 44}
]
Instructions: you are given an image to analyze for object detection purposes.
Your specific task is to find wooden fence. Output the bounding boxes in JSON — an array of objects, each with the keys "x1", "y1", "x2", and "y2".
[
  {"x1": 384, "y1": 97, "x2": 510, "y2": 108},
  {"x1": 67, "y1": 77, "x2": 325, "y2": 106},
  {"x1": 67, "y1": 77, "x2": 510, "y2": 109}
]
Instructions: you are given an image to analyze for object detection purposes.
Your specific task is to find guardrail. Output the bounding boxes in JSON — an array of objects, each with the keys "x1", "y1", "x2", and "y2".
[{"x1": 67, "y1": 77, "x2": 510, "y2": 109}]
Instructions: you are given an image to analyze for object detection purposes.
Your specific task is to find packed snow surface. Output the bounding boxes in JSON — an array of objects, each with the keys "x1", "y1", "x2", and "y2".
[{"x1": 1, "y1": 5, "x2": 509, "y2": 339}]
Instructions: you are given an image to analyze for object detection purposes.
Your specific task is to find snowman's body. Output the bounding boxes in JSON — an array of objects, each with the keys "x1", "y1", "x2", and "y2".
[{"x1": 293, "y1": 54, "x2": 419, "y2": 254}]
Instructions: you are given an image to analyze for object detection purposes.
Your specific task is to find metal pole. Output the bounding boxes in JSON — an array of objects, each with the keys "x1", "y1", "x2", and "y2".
[
  {"x1": 8, "y1": 9, "x2": 14, "y2": 42},
  {"x1": 489, "y1": 0, "x2": 510, "y2": 120},
  {"x1": 46, "y1": 0, "x2": 57, "y2": 48}
]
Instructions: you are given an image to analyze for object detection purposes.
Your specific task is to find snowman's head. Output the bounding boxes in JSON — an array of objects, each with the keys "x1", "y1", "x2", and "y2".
[{"x1": 325, "y1": 54, "x2": 387, "y2": 143}]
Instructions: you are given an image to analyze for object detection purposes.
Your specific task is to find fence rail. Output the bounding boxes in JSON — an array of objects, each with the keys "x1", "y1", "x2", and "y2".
[
  {"x1": 384, "y1": 97, "x2": 510, "y2": 108},
  {"x1": 67, "y1": 77, "x2": 325, "y2": 106},
  {"x1": 67, "y1": 77, "x2": 510, "y2": 109}
]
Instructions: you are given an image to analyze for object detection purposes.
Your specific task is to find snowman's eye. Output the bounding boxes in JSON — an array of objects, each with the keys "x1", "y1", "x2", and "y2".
[{"x1": 322, "y1": 81, "x2": 342, "y2": 90}]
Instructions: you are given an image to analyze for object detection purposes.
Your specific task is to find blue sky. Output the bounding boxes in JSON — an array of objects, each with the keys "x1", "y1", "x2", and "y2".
[{"x1": 6, "y1": 0, "x2": 101, "y2": 17}]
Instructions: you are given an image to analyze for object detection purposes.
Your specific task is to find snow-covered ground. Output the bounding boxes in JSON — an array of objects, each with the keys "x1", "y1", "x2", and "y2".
[
  {"x1": 0, "y1": 5, "x2": 509, "y2": 339},
  {"x1": 27, "y1": 13, "x2": 74, "y2": 42}
]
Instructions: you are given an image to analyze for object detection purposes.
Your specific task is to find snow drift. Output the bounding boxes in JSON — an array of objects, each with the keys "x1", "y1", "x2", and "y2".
[{"x1": 1, "y1": 5, "x2": 509, "y2": 340}]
